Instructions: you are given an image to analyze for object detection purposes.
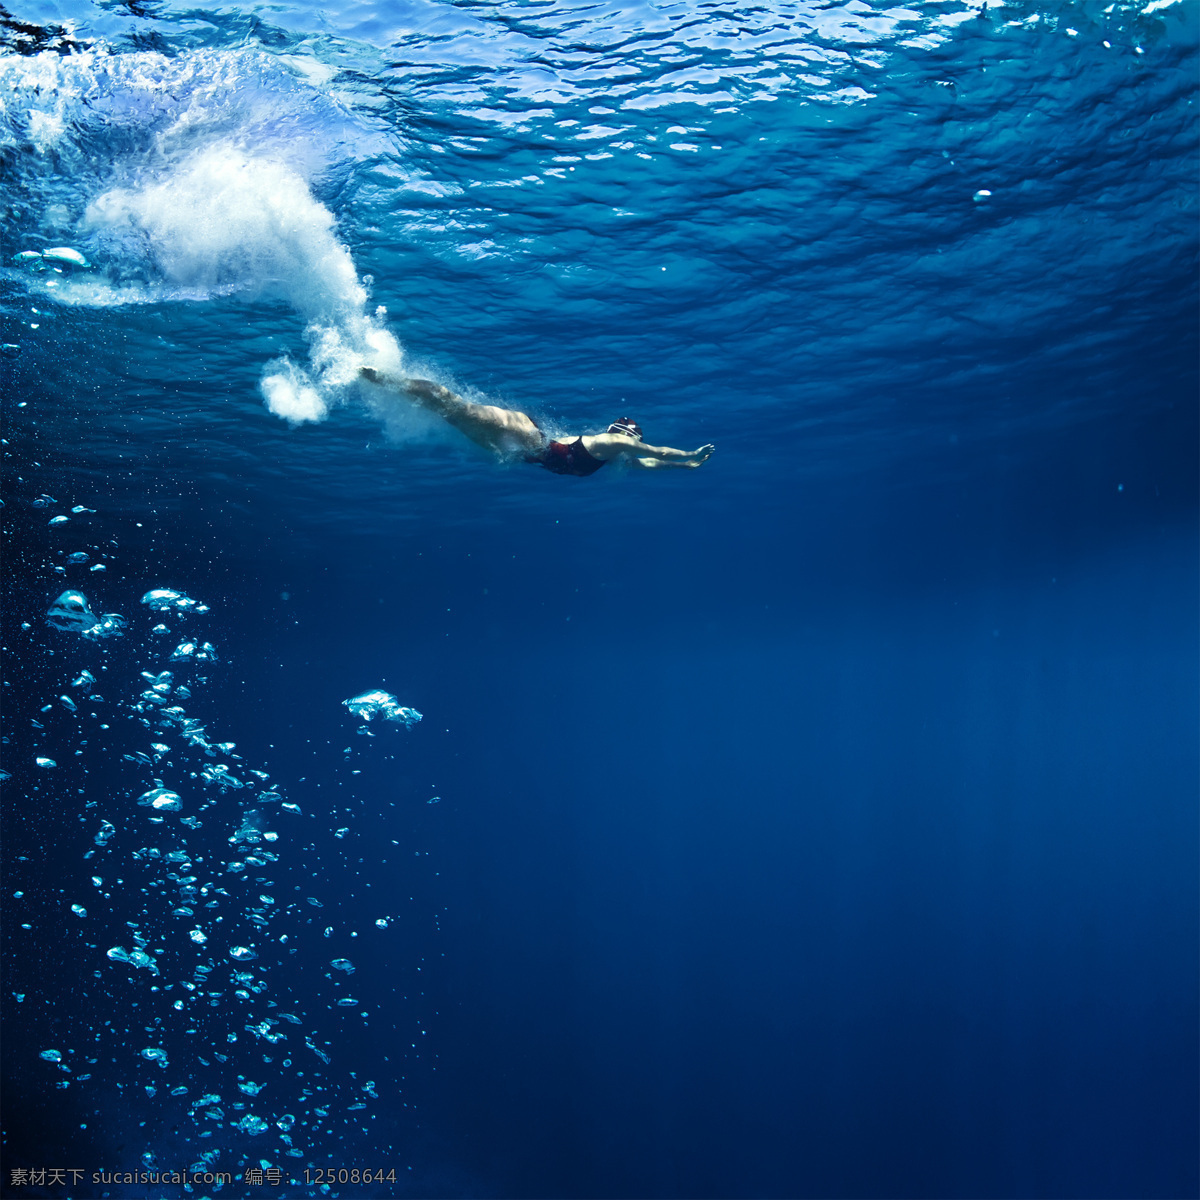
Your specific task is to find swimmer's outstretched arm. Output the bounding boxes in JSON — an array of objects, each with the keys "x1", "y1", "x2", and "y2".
[{"x1": 585, "y1": 433, "x2": 715, "y2": 470}]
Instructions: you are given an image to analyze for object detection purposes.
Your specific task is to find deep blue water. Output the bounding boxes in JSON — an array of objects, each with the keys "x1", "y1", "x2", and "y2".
[{"x1": 0, "y1": 0, "x2": 1196, "y2": 1195}]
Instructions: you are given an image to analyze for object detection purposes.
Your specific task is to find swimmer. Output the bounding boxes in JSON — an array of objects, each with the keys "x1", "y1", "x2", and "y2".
[{"x1": 361, "y1": 368, "x2": 714, "y2": 476}]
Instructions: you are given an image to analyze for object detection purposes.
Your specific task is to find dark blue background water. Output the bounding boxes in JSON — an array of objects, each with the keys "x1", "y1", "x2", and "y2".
[{"x1": 0, "y1": 0, "x2": 1196, "y2": 1195}]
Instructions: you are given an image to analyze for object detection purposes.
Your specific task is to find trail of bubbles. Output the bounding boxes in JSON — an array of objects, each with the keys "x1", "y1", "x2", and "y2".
[{"x1": 10, "y1": 563, "x2": 431, "y2": 1179}]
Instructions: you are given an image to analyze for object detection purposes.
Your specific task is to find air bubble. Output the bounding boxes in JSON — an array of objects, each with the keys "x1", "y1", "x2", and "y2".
[
  {"x1": 171, "y1": 641, "x2": 219, "y2": 663},
  {"x1": 343, "y1": 690, "x2": 422, "y2": 728},
  {"x1": 201, "y1": 763, "x2": 242, "y2": 790},
  {"x1": 141, "y1": 589, "x2": 210, "y2": 615},
  {"x1": 107, "y1": 946, "x2": 159, "y2": 975},
  {"x1": 137, "y1": 786, "x2": 183, "y2": 812}
]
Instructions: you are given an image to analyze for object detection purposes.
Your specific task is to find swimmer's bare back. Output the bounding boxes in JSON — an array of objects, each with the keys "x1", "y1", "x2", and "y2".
[{"x1": 360, "y1": 367, "x2": 715, "y2": 471}]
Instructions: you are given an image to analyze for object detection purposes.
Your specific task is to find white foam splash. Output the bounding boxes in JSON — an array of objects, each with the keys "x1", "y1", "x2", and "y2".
[
  {"x1": 85, "y1": 149, "x2": 361, "y2": 316},
  {"x1": 260, "y1": 360, "x2": 329, "y2": 425},
  {"x1": 77, "y1": 145, "x2": 402, "y2": 422},
  {"x1": 2, "y1": 49, "x2": 403, "y2": 427},
  {"x1": 27, "y1": 108, "x2": 66, "y2": 153}
]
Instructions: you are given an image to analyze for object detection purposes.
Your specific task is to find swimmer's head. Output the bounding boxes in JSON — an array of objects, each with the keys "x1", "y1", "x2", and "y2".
[{"x1": 607, "y1": 418, "x2": 643, "y2": 440}]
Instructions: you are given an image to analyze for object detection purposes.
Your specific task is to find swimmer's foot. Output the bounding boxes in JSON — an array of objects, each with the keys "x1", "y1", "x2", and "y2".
[{"x1": 361, "y1": 365, "x2": 408, "y2": 390}]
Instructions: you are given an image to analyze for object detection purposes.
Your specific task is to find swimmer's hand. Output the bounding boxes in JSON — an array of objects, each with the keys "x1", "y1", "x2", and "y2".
[
  {"x1": 655, "y1": 444, "x2": 715, "y2": 469},
  {"x1": 629, "y1": 442, "x2": 715, "y2": 470}
]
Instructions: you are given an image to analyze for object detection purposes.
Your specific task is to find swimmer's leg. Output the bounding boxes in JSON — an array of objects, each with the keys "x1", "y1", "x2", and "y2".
[{"x1": 362, "y1": 369, "x2": 543, "y2": 457}]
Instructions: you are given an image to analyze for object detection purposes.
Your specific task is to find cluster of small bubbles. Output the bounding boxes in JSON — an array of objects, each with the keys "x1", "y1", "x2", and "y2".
[
  {"x1": 107, "y1": 944, "x2": 160, "y2": 975},
  {"x1": 202, "y1": 763, "x2": 244, "y2": 790},
  {"x1": 82, "y1": 613, "x2": 126, "y2": 640},
  {"x1": 16, "y1": 554, "x2": 436, "y2": 1176},
  {"x1": 234, "y1": 1114, "x2": 271, "y2": 1136},
  {"x1": 171, "y1": 640, "x2": 220, "y2": 663}
]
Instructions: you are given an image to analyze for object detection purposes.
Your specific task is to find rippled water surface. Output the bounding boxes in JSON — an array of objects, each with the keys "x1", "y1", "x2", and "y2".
[{"x1": 1, "y1": 0, "x2": 1196, "y2": 1195}]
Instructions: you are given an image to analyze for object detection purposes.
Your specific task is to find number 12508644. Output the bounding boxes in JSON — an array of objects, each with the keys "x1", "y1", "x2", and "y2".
[{"x1": 302, "y1": 1168, "x2": 398, "y2": 1185}]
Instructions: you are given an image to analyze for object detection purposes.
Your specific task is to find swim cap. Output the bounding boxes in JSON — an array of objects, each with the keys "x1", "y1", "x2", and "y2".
[{"x1": 607, "y1": 418, "x2": 643, "y2": 439}]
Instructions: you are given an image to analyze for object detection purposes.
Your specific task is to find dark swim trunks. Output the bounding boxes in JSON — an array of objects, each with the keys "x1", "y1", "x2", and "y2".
[{"x1": 533, "y1": 437, "x2": 606, "y2": 477}]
